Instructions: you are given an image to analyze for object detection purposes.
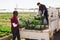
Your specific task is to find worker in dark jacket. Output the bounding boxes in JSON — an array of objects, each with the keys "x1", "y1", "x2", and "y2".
[
  {"x1": 11, "y1": 11, "x2": 20, "y2": 40},
  {"x1": 37, "y1": 2, "x2": 49, "y2": 25}
]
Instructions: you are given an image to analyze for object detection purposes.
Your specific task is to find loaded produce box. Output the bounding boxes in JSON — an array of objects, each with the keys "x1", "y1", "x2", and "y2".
[
  {"x1": 19, "y1": 14, "x2": 51, "y2": 40},
  {"x1": 19, "y1": 8, "x2": 59, "y2": 40}
]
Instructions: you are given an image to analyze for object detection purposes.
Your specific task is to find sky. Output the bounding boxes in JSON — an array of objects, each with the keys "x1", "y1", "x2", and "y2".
[{"x1": 0, "y1": 0, "x2": 60, "y2": 11}]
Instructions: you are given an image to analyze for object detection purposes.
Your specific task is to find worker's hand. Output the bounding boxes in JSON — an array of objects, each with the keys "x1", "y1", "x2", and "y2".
[{"x1": 42, "y1": 14, "x2": 44, "y2": 16}]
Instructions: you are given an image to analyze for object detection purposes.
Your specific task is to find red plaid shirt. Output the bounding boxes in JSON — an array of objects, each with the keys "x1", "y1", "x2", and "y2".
[{"x1": 11, "y1": 16, "x2": 19, "y2": 30}]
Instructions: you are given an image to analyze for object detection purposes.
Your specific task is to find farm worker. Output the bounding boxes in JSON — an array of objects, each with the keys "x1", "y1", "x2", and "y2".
[
  {"x1": 11, "y1": 11, "x2": 20, "y2": 40},
  {"x1": 37, "y1": 2, "x2": 49, "y2": 25}
]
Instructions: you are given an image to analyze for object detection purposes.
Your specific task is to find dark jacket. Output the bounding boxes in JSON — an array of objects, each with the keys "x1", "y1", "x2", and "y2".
[{"x1": 39, "y1": 4, "x2": 48, "y2": 16}]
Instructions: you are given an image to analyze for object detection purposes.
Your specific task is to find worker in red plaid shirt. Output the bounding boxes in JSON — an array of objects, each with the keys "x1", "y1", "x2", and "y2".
[{"x1": 11, "y1": 11, "x2": 20, "y2": 40}]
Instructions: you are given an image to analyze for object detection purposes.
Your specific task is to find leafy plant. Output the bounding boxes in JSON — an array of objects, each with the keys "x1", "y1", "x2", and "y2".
[
  {"x1": 34, "y1": 25, "x2": 41, "y2": 30},
  {"x1": 34, "y1": 25, "x2": 46, "y2": 30},
  {"x1": 31, "y1": 20, "x2": 42, "y2": 25},
  {"x1": 19, "y1": 20, "x2": 27, "y2": 28},
  {"x1": 25, "y1": 24, "x2": 35, "y2": 29},
  {"x1": 34, "y1": 15, "x2": 45, "y2": 20}
]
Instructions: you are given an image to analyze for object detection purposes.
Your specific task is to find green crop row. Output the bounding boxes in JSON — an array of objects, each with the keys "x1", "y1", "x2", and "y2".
[
  {"x1": 0, "y1": 32, "x2": 10, "y2": 37},
  {"x1": 0, "y1": 25, "x2": 11, "y2": 33},
  {"x1": 0, "y1": 25, "x2": 11, "y2": 37}
]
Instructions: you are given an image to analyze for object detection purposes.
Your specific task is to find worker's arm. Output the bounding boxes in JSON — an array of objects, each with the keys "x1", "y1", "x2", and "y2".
[
  {"x1": 42, "y1": 10, "x2": 45, "y2": 16},
  {"x1": 43, "y1": 10, "x2": 45, "y2": 14},
  {"x1": 42, "y1": 5, "x2": 46, "y2": 15}
]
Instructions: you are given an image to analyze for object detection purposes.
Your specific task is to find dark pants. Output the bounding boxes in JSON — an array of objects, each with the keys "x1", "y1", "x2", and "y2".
[
  {"x1": 12, "y1": 29, "x2": 20, "y2": 40},
  {"x1": 45, "y1": 16, "x2": 49, "y2": 25}
]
